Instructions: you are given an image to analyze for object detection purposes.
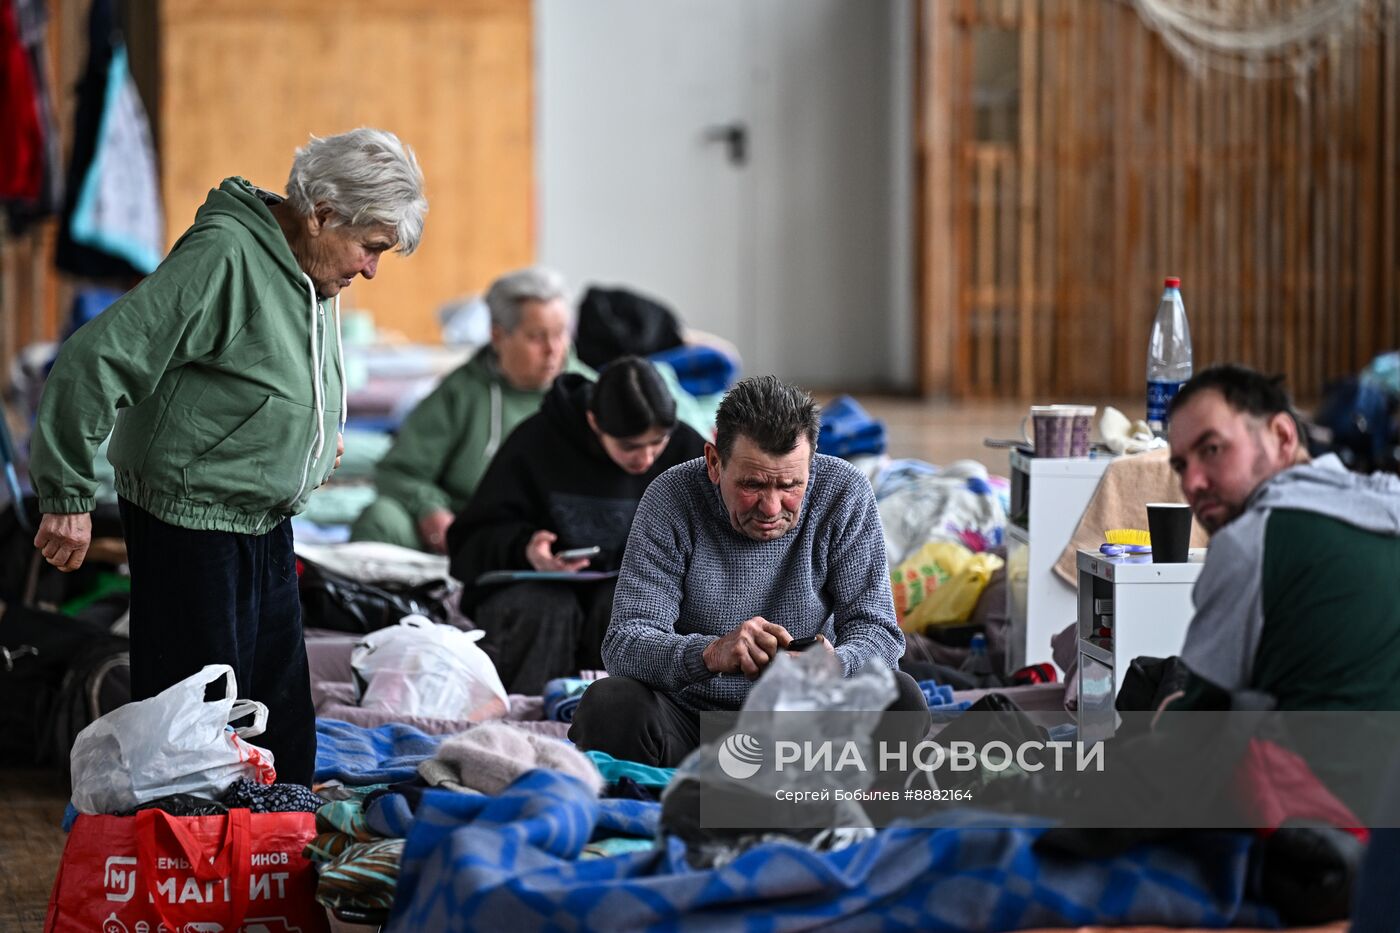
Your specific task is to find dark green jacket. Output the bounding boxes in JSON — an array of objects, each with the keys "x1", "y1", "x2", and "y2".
[
  {"x1": 30, "y1": 178, "x2": 344, "y2": 534},
  {"x1": 369, "y1": 348, "x2": 595, "y2": 521}
]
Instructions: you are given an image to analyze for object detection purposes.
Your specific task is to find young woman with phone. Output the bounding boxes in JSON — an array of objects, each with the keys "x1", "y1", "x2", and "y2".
[{"x1": 447, "y1": 356, "x2": 708, "y2": 693}]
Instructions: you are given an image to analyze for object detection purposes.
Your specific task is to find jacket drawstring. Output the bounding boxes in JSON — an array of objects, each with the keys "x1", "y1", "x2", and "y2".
[
  {"x1": 332, "y1": 294, "x2": 347, "y2": 435},
  {"x1": 293, "y1": 274, "x2": 324, "y2": 504},
  {"x1": 484, "y1": 380, "x2": 502, "y2": 461}
]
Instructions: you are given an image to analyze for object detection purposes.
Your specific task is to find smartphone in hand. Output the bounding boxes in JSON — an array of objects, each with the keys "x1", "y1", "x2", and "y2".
[
  {"x1": 787, "y1": 635, "x2": 820, "y2": 651},
  {"x1": 555, "y1": 546, "x2": 601, "y2": 561}
]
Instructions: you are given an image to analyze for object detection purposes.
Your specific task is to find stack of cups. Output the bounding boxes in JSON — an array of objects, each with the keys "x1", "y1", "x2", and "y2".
[{"x1": 1022, "y1": 405, "x2": 1097, "y2": 458}]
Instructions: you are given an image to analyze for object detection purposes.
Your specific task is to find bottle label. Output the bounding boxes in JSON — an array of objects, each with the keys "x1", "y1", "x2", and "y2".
[{"x1": 1146, "y1": 380, "x2": 1184, "y2": 427}]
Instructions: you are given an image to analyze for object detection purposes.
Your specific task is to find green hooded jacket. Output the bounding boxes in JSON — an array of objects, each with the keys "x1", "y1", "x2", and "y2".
[
  {"x1": 29, "y1": 177, "x2": 345, "y2": 535},
  {"x1": 369, "y1": 347, "x2": 595, "y2": 520}
]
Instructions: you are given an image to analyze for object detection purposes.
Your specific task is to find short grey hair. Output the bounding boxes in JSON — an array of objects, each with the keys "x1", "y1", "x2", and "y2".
[
  {"x1": 485, "y1": 267, "x2": 568, "y2": 333},
  {"x1": 714, "y1": 375, "x2": 821, "y2": 462},
  {"x1": 285, "y1": 128, "x2": 427, "y2": 255}
]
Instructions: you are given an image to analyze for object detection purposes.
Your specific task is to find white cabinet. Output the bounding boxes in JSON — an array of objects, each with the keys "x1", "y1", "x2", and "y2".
[
  {"x1": 1076, "y1": 548, "x2": 1205, "y2": 740},
  {"x1": 1004, "y1": 448, "x2": 1113, "y2": 674}
]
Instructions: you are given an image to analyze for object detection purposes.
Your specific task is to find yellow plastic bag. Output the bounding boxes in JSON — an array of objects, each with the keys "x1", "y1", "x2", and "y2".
[{"x1": 891, "y1": 541, "x2": 1004, "y2": 633}]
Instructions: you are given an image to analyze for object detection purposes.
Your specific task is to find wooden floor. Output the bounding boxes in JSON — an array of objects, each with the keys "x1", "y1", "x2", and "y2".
[
  {"x1": 0, "y1": 770, "x2": 69, "y2": 931},
  {"x1": 0, "y1": 393, "x2": 1094, "y2": 927}
]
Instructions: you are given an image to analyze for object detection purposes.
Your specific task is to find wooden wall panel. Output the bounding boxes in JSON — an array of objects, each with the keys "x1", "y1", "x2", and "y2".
[
  {"x1": 920, "y1": 0, "x2": 1400, "y2": 401},
  {"x1": 159, "y1": 0, "x2": 532, "y2": 343},
  {"x1": 0, "y1": 0, "x2": 90, "y2": 383}
]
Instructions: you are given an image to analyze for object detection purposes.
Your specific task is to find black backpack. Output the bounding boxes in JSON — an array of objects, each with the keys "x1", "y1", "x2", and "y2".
[
  {"x1": 0, "y1": 603, "x2": 124, "y2": 766},
  {"x1": 575, "y1": 285, "x2": 685, "y2": 369}
]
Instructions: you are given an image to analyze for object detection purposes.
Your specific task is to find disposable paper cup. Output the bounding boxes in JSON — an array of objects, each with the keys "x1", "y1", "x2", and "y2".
[
  {"x1": 1147, "y1": 502, "x2": 1192, "y2": 563},
  {"x1": 1021, "y1": 406, "x2": 1077, "y2": 458},
  {"x1": 1067, "y1": 405, "x2": 1096, "y2": 457}
]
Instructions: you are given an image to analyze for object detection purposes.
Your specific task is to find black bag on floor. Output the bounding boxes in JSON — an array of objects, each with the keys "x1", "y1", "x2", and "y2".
[
  {"x1": 42, "y1": 632, "x2": 130, "y2": 771},
  {"x1": 0, "y1": 603, "x2": 112, "y2": 765},
  {"x1": 297, "y1": 557, "x2": 451, "y2": 634}
]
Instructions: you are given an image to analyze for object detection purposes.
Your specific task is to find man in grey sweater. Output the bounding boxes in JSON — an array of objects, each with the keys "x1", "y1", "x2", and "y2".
[{"x1": 569, "y1": 375, "x2": 929, "y2": 767}]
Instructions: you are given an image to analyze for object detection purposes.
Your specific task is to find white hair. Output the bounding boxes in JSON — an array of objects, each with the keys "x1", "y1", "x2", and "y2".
[
  {"x1": 485, "y1": 267, "x2": 568, "y2": 332},
  {"x1": 285, "y1": 128, "x2": 427, "y2": 255}
]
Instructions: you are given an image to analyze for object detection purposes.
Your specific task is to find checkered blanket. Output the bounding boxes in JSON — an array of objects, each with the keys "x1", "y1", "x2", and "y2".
[
  {"x1": 389, "y1": 770, "x2": 1278, "y2": 932},
  {"x1": 315, "y1": 718, "x2": 442, "y2": 785}
]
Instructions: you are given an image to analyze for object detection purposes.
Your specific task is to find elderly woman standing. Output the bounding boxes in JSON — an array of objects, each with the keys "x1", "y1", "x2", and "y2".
[{"x1": 29, "y1": 128, "x2": 427, "y2": 785}]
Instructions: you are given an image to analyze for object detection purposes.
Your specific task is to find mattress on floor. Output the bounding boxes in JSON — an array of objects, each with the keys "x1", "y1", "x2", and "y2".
[
  {"x1": 307, "y1": 627, "x2": 568, "y2": 736},
  {"x1": 315, "y1": 680, "x2": 569, "y2": 739}
]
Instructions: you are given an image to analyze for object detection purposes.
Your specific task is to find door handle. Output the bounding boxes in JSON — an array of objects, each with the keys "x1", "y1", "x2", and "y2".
[{"x1": 703, "y1": 121, "x2": 748, "y2": 166}]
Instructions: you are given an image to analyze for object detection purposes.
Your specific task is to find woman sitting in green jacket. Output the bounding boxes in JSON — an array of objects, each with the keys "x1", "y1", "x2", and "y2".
[{"x1": 350, "y1": 267, "x2": 593, "y2": 553}]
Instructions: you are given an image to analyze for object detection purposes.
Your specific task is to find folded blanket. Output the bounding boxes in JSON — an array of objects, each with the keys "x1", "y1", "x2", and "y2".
[
  {"x1": 315, "y1": 719, "x2": 443, "y2": 786},
  {"x1": 818, "y1": 395, "x2": 887, "y2": 459},
  {"x1": 543, "y1": 677, "x2": 592, "y2": 722},
  {"x1": 585, "y1": 751, "x2": 675, "y2": 789},
  {"x1": 315, "y1": 718, "x2": 659, "y2": 789},
  {"x1": 648, "y1": 344, "x2": 740, "y2": 397},
  {"x1": 420, "y1": 721, "x2": 603, "y2": 796}
]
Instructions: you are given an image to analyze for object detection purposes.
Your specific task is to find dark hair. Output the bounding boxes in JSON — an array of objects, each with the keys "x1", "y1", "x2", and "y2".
[
  {"x1": 1168, "y1": 364, "x2": 1299, "y2": 427},
  {"x1": 589, "y1": 356, "x2": 677, "y2": 437},
  {"x1": 714, "y1": 375, "x2": 821, "y2": 462}
]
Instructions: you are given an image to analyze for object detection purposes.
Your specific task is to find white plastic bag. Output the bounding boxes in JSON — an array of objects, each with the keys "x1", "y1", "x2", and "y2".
[
  {"x1": 70, "y1": 664, "x2": 276, "y2": 815},
  {"x1": 351, "y1": 615, "x2": 509, "y2": 721}
]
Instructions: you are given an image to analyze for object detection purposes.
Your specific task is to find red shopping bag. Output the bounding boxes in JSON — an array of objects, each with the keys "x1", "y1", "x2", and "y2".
[{"x1": 45, "y1": 808, "x2": 329, "y2": 933}]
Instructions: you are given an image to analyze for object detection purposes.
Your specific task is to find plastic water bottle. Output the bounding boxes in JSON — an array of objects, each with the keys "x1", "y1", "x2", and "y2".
[
  {"x1": 961, "y1": 633, "x2": 993, "y2": 685},
  {"x1": 1146, "y1": 277, "x2": 1193, "y2": 434}
]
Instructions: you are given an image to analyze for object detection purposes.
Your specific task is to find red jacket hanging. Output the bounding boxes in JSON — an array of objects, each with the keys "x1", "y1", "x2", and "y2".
[{"x1": 0, "y1": 0, "x2": 43, "y2": 203}]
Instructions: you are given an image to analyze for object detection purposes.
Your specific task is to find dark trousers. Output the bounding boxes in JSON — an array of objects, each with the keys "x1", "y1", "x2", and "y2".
[
  {"x1": 119, "y1": 498, "x2": 316, "y2": 786},
  {"x1": 473, "y1": 579, "x2": 615, "y2": 695},
  {"x1": 570, "y1": 669, "x2": 932, "y2": 768}
]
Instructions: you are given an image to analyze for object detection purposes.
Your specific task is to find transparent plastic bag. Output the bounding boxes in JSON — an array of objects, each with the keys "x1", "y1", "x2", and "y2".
[
  {"x1": 664, "y1": 649, "x2": 897, "y2": 839},
  {"x1": 351, "y1": 614, "x2": 509, "y2": 721},
  {"x1": 70, "y1": 664, "x2": 275, "y2": 815}
]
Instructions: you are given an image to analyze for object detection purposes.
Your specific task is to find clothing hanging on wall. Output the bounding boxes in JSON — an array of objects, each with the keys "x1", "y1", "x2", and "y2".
[
  {"x1": 56, "y1": 0, "x2": 163, "y2": 279},
  {"x1": 0, "y1": 0, "x2": 43, "y2": 206},
  {"x1": 3, "y1": 0, "x2": 62, "y2": 231}
]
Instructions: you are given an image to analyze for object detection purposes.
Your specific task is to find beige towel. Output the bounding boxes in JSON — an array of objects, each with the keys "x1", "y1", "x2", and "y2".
[{"x1": 1052, "y1": 448, "x2": 1210, "y2": 586}]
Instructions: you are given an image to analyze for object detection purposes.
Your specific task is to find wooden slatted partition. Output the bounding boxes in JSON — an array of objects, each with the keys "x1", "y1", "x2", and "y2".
[{"x1": 919, "y1": 0, "x2": 1400, "y2": 400}]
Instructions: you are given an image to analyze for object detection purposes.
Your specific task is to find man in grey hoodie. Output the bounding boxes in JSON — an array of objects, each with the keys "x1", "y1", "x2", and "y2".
[{"x1": 1165, "y1": 365, "x2": 1400, "y2": 711}]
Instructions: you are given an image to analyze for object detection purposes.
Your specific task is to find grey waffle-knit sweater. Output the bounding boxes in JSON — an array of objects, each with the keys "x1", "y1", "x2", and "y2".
[{"x1": 601, "y1": 454, "x2": 904, "y2": 711}]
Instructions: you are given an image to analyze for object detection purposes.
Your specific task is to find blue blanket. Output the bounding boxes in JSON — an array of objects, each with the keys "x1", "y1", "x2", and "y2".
[
  {"x1": 389, "y1": 769, "x2": 1277, "y2": 932},
  {"x1": 648, "y1": 344, "x2": 740, "y2": 397},
  {"x1": 315, "y1": 719, "x2": 443, "y2": 785},
  {"x1": 543, "y1": 677, "x2": 591, "y2": 722},
  {"x1": 818, "y1": 395, "x2": 887, "y2": 460},
  {"x1": 315, "y1": 720, "x2": 681, "y2": 791}
]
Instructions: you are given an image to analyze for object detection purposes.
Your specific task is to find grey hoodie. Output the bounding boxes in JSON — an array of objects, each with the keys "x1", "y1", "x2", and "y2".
[{"x1": 1180, "y1": 454, "x2": 1400, "y2": 691}]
